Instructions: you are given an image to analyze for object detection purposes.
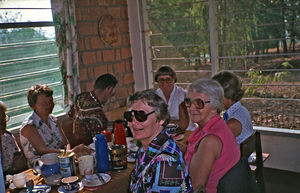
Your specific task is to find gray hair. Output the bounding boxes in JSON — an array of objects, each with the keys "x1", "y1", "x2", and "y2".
[
  {"x1": 127, "y1": 89, "x2": 170, "y2": 126},
  {"x1": 188, "y1": 79, "x2": 224, "y2": 113}
]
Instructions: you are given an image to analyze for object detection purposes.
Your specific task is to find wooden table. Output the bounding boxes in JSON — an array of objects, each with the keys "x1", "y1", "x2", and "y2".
[{"x1": 7, "y1": 163, "x2": 134, "y2": 193}]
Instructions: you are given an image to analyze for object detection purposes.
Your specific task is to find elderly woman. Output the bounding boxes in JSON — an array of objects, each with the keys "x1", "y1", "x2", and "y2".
[
  {"x1": 155, "y1": 66, "x2": 190, "y2": 131},
  {"x1": 0, "y1": 101, "x2": 27, "y2": 174},
  {"x1": 212, "y1": 71, "x2": 254, "y2": 145},
  {"x1": 125, "y1": 89, "x2": 192, "y2": 192},
  {"x1": 184, "y1": 79, "x2": 240, "y2": 193},
  {"x1": 20, "y1": 84, "x2": 90, "y2": 166}
]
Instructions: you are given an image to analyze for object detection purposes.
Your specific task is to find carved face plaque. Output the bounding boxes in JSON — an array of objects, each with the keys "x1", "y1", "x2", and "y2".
[{"x1": 98, "y1": 14, "x2": 120, "y2": 46}]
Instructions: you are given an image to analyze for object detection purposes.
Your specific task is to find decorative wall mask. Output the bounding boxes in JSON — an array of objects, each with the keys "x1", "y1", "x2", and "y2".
[{"x1": 98, "y1": 14, "x2": 120, "y2": 46}]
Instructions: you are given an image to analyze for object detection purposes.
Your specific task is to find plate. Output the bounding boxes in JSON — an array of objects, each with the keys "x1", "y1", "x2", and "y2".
[
  {"x1": 44, "y1": 173, "x2": 63, "y2": 186},
  {"x1": 58, "y1": 182, "x2": 83, "y2": 193},
  {"x1": 82, "y1": 173, "x2": 111, "y2": 187},
  {"x1": 173, "y1": 134, "x2": 184, "y2": 141},
  {"x1": 19, "y1": 185, "x2": 51, "y2": 193}
]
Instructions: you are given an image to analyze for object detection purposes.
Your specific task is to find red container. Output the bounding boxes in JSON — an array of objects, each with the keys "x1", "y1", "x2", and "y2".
[
  {"x1": 101, "y1": 130, "x2": 112, "y2": 142},
  {"x1": 113, "y1": 120, "x2": 127, "y2": 151}
]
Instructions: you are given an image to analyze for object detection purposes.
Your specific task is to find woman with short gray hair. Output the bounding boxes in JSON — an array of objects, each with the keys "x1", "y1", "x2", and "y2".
[
  {"x1": 184, "y1": 79, "x2": 240, "y2": 193},
  {"x1": 125, "y1": 89, "x2": 192, "y2": 193}
]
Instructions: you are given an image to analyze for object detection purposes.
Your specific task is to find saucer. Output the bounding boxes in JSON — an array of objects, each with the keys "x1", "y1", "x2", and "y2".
[
  {"x1": 82, "y1": 173, "x2": 111, "y2": 187},
  {"x1": 44, "y1": 173, "x2": 63, "y2": 186},
  {"x1": 19, "y1": 185, "x2": 51, "y2": 193},
  {"x1": 58, "y1": 182, "x2": 83, "y2": 193}
]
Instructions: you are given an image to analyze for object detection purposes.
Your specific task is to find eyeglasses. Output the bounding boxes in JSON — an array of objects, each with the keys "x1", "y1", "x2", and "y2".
[
  {"x1": 124, "y1": 110, "x2": 155, "y2": 122},
  {"x1": 157, "y1": 77, "x2": 173, "y2": 84},
  {"x1": 184, "y1": 98, "x2": 210, "y2": 109},
  {"x1": 6, "y1": 115, "x2": 10, "y2": 122}
]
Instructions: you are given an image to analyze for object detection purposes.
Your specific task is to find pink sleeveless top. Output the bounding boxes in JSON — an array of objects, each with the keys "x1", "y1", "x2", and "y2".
[{"x1": 184, "y1": 115, "x2": 240, "y2": 193}]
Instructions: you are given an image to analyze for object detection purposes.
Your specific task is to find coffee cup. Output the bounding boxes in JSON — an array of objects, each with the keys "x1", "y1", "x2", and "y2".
[
  {"x1": 78, "y1": 155, "x2": 95, "y2": 175},
  {"x1": 61, "y1": 176, "x2": 79, "y2": 191},
  {"x1": 12, "y1": 173, "x2": 26, "y2": 188}
]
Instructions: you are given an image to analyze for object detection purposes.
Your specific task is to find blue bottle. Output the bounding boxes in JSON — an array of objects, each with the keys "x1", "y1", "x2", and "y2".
[{"x1": 95, "y1": 134, "x2": 110, "y2": 173}]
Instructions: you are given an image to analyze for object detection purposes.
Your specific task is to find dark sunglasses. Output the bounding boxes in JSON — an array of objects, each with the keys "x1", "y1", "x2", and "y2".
[
  {"x1": 124, "y1": 110, "x2": 155, "y2": 122},
  {"x1": 184, "y1": 98, "x2": 210, "y2": 109}
]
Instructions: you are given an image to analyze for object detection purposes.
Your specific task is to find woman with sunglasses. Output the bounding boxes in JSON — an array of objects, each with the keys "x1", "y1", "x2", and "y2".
[
  {"x1": 183, "y1": 79, "x2": 240, "y2": 193},
  {"x1": 125, "y1": 89, "x2": 192, "y2": 193},
  {"x1": 155, "y1": 66, "x2": 190, "y2": 131}
]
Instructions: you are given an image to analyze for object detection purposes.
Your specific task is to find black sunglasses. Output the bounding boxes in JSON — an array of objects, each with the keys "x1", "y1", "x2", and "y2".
[
  {"x1": 124, "y1": 110, "x2": 155, "y2": 122},
  {"x1": 184, "y1": 98, "x2": 210, "y2": 109}
]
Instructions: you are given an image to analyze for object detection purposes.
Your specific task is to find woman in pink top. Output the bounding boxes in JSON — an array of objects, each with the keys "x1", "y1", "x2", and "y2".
[{"x1": 183, "y1": 79, "x2": 240, "y2": 193}]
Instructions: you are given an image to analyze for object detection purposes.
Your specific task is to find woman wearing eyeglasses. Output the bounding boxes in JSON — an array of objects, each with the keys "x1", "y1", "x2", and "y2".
[
  {"x1": 155, "y1": 66, "x2": 190, "y2": 131},
  {"x1": 125, "y1": 89, "x2": 192, "y2": 193},
  {"x1": 183, "y1": 79, "x2": 240, "y2": 193},
  {"x1": 0, "y1": 101, "x2": 27, "y2": 174}
]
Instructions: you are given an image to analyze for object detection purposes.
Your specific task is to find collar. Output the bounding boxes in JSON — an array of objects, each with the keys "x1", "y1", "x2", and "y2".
[{"x1": 226, "y1": 101, "x2": 241, "y2": 117}]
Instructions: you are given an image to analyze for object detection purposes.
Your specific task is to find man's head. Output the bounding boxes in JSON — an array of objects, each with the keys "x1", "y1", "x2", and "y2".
[{"x1": 94, "y1": 73, "x2": 118, "y2": 104}]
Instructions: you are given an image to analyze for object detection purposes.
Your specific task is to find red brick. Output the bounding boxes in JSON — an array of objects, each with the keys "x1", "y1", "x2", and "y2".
[
  {"x1": 122, "y1": 33, "x2": 130, "y2": 46},
  {"x1": 99, "y1": 0, "x2": 110, "y2": 6},
  {"x1": 75, "y1": 9, "x2": 81, "y2": 21},
  {"x1": 80, "y1": 8, "x2": 88, "y2": 21},
  {"x1": 78, "y1": 22, "x2": 94, "y2": 35},
  {"x1": 107, "y1": 65, "x2": 113, "y2": 74},
  {"x1": 91, "y1": 37, "x2": 103, "y2": 49},
  {"x1": 94, "y1": 65, "x2": 108, "y2": 77},
  {"x1": 79, "y1": 68, "x2": 88, "y2": 81},
  {"x1": 120, "y1": 6, "x2": 128, "y2": 18},
  {"x1": 125, "y1": 60, "x2": 133, "y2": 71},
  {"x1": 121, "y1": 47, "x2": 131, "y2": 59},
  {"x1": 86, "y1": 81, "x2": 94, "y2": 91},
  {"x1": 82, "y1": 51, "x2": 96, "y2": 65},
  {"x1": 124, "y1": 73, "x2": 133, "y2": 84},
  {"x1": 89, "y1": 7, "x2": 102, "y2": 20},
  {"x1": 87, "y1": 66, "x2": 94, "y2": 78},
  {"x1": 90, "y1": 0, "x2": 98, "y2": 6},
  {"x1": 77, "y1": 38, "x2": 84, "y2": 51},
  {"x1": 113, "y1": 62, "x2": 125, "y2": 75},
  {"x1": 119, "y1": 19, "x2": 129, "y2": 32},
  {"x1": 96, "y1": 51, "x2": 102, "y2": 63},
  {"x1": 116, "y1": 49, "x2": 121, "y2": 60},
  {"x1": 108, "y1": 7, "x2": 120, "y2": 19},
  {"x1": 116, "y1": 87, "x2": 127, "y2": 97},
  {"x1": 84, "y1": 37, "x2": 90, "y2": 50},
  {"x1": 75, "y1": 0, "x2": 89, "y2": 7},
  {"x1": 103, "y1": 49, "x2": 115, "y2": 62}
]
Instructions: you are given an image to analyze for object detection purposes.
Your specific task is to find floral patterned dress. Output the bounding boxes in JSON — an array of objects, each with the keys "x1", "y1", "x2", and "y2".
[
  {"x1": 130, "y1": 129, "x2": 192, "y2": 193},
  {"x1": 20, "y1": 112, "x2": 63, "y2": 166},
  {"x1": 73, "y1": 91, "x2": 108, "y2": 145},
  {"x1": 0, "y1": 132, "x2": 20, "y2": 172}
]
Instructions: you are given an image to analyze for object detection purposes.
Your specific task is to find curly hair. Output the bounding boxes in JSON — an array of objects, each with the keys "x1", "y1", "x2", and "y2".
[{"x1": 27, "y1": 84, "x2": 53, "y2": 108}]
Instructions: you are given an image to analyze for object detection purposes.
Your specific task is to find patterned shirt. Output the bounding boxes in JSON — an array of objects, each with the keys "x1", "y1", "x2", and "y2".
[
  {"x1": 0, "y1": 132, "x2": 20, "y2": 172},
  {"x1": 73, "y1": 91, "x2": 108, "y2": 145},
  {"x1": 130, "y1": 129, "x2": 192, "y2": 193},
  {"x1": 224, "y1": 101, "x2": 254, "y2": 144},
  {"x1": 20, "y1": 112, "x2": 63, "y2": 166}
]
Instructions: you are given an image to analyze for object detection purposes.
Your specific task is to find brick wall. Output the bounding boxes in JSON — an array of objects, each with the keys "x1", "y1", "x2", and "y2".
[{"x1": 74, "y1": 0, "x2": 134, "y2": 120}]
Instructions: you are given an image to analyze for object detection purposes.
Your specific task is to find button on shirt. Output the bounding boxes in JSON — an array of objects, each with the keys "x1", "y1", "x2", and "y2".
[{"x1": 224, "y1": 101, "x2": 254, "y2": 144}]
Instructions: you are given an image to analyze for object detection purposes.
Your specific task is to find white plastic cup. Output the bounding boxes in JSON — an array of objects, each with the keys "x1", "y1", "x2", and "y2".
[{"x1": 12, "y1": 173, "x2": 26, "y2": 188}]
